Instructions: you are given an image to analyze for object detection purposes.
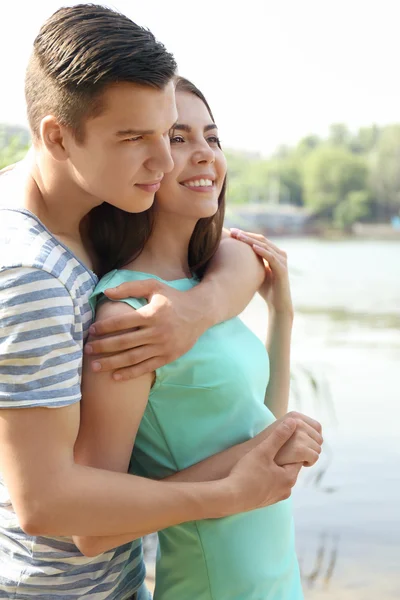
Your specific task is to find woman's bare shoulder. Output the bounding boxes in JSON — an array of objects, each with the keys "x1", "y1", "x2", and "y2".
[{"x1": 95, "y1": 298, "x2": 136, "y2": 321}]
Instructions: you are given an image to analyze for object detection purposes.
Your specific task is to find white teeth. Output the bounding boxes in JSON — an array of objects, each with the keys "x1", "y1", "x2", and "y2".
[{"x1": 183, "y1": 179, "x2": 213, "y2": 188}]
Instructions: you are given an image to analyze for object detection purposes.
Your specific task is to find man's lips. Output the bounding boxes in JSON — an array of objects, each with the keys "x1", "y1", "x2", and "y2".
[{"x1": 135, "y1": 181, "x2": 162, "y2": 193}]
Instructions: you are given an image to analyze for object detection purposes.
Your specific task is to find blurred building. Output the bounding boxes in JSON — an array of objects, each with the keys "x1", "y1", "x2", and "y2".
[{"x1": 225, "y1": 203, "x2": 316, "y2": 236}]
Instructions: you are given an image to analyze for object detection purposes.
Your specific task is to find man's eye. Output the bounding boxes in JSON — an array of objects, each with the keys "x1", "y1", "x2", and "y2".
[
  {"x1": 170, "y1": 136, "x2": 185, "y2": 144},
  {"x1": 125, "y1": 136, "x2": 143, "y2": 142}
]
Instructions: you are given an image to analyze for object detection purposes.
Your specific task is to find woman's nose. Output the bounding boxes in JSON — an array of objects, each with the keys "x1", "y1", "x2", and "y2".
[{"x1": 192, "y1": 143, "x2": 215, "y2": 165}]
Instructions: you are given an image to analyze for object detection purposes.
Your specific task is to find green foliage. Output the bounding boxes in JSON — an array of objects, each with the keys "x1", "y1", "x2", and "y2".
[
  {"x1": 303, "y1": 146, "x2": 368, "y2": 217},
  {"x1": 370, "y1": 124, "x2": 400, "y2": 219},
  {"x1": 224, "y1": 121, "x2": 400, "y2": 230},
  {"x1": 333, "y1": 190, "x2": 371, "y2": 230},
  {"x1": 0, "y1": 138, "x2": 29, "y2": 170},
  {"x1": 0, "y1": 124, "x2": 31, "y2": 170}
]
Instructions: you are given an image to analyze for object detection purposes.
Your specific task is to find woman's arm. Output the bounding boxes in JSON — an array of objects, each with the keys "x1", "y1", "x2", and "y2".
[
  {"x1": 230, "y1": 230, "x2": 294, "y2": 419},
  {"x1": 193, "y1": 235, "x2": 265, "y2": 326},
  {"x1": 263, "y1": 312, "x2": 293, "y2": 418},
  {"x1": 72, "y1": 299, "x2": 153, "y2": 555},
  {"x1": 164, "y1": 407, "x2": 323, "y2": 482}
]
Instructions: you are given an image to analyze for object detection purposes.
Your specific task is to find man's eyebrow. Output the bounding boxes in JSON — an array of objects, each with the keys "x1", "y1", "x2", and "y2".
[
  {"x1": 115, "y1": 128, "x2": 155, "y2": 137},
  {"x1": 173, "y1": 123, "x2": 218, "y2": 133}
]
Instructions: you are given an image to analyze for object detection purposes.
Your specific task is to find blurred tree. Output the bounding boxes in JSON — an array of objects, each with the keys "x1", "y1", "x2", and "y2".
[
  {"x1": 0, "y1": 124, "x2": 30, "y2": 170},
  {"x1": 0, "y1": 137, "x2": 29, "y2": 170},
  {"x1": 267, "y1": 158, "x2": 303, "y2": 206},
  {"x1": 350, "y1": 124, "x2": 381, "y2": 154},
  {"x1": 370, "y1": 124, "x2": 400, "y2": 220},
  {"x1": 333, "y1": 190, "x2": 371, "y2": 231},
  {"x1": 296, "y1": 135, "x2": 321, "y2": 156},
  {"x1": 302, "y1": 146, "x2": 369, "y2": 225},
  {"x1": 328, "y1": 123, "x2": 351, "y2": 147}
]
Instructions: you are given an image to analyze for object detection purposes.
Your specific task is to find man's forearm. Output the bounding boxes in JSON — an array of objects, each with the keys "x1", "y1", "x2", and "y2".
[
  {"x1": 24, "y1": 463, "x2": 232, "y2": 538},
  {"x1": 74, "y1": 430, "x2": 272, "y2": 556},
  {"x1": 189, "y1": 237, "x2": 265, "y2": 330}
]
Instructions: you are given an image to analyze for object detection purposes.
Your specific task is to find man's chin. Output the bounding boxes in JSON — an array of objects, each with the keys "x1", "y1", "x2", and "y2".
[{"x1": 113, "y1": 196, "x2": 155, "y2": 214}]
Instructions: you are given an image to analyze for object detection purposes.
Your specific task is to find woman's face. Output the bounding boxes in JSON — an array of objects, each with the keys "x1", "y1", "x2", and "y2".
[{"x1": 155, "y1": 90, "x2": 227, "y2": 221}]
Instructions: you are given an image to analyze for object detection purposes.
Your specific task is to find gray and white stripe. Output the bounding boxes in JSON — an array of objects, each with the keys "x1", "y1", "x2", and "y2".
[{"x1": 0, "y1": 208, "x2": 143, "y2": 599}]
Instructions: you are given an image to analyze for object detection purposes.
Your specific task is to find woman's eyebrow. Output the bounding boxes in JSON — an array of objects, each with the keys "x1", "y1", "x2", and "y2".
[
  {"x1": 173, "y1": 123, "x2": 191, "y2": 132},
  {"x1": 173, "y1": 123, "x2": 218, "y2": 132}
]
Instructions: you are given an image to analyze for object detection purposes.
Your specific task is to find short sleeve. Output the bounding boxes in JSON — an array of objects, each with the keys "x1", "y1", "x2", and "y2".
[
  {"x1": 0, "y1": 267, "x2": 82, "y2": 409},
  {"x1": 90, "y1": 270, "x2": 148, "y2": 314}
]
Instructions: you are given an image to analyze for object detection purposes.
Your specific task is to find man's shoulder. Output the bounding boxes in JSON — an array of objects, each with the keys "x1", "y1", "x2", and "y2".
[
  {"x1": 0, "y1": 208, "x2": 56, "y2": 269},
  {"x1": 0, "y1": 209, "x2": 91, "y2": 299}
]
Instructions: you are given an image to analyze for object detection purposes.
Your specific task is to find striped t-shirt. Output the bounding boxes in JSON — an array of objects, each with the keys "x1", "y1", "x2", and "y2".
[{"x1": 0, "y1": 206, "x2": 144, "y2": 599}]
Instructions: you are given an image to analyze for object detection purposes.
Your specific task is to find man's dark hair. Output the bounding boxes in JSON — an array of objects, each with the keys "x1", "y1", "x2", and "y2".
[{"x1": 25, "y1": 3, "x2": 177, "y2": 141}]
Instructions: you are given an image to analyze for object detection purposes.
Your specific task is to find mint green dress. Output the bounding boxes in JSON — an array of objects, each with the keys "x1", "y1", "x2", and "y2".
[{"x1": 91, "y1": 269, "x2": 303, "y2": 600}]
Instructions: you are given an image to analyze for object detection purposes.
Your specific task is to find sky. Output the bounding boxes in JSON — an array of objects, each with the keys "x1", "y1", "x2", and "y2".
[{"x1": 1, "y1": 0, "x2": 399, "y2": 156}]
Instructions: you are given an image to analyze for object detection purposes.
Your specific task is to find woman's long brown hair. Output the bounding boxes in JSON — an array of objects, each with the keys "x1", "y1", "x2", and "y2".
[{"x1": 87, "y1": 76, "x2": 226, "y2": 279}]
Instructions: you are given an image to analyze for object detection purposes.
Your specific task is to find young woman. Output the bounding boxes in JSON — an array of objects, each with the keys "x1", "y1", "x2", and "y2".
[{"x1": 74, "y1": 77, "x2": 322, "y2": 599}]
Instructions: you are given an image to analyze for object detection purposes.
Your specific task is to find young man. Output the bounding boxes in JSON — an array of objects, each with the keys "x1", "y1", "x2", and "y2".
[{"x1": 0, "y1": 5, "x2": 322, "y2": 599}]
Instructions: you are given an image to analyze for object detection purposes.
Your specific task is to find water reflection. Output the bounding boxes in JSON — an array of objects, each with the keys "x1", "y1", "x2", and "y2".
[
  {"x1": 297, "y1": 306, "x2": 400, "y2": 330},
  {"x1": 299, "y1": 532, "x2": 339, "y2": 590}
]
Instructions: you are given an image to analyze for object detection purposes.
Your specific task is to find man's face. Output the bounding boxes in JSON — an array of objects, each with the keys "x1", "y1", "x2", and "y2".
[{"x1": 65, "y1": 80, "x2": 177, "y2": 213}]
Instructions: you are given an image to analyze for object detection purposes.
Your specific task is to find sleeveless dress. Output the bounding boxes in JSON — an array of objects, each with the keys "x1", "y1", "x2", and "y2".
[{"x1": 91, "y1": 269, "x2": 303, "y2": 600}]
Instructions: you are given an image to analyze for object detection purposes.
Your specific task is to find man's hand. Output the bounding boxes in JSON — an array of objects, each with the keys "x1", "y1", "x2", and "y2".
[
  {"x1": 226, "y1": 419, "x2": 301, "y2": 514},
  {"x1": 85, "y1": 279, "x2": 205, "y2": 380}
]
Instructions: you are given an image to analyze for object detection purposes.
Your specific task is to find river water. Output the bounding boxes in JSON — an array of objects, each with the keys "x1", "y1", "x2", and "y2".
[
  {"x1": 240, "y1": 238, "x2": 400, "y2": 599},
  {"x1": 146, "y1": 238, "x2": 400, "y2": 599}
]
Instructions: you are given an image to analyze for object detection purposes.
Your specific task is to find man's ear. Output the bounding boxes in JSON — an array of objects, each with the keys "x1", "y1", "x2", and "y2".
[{"x1": 39, "y1": 116, "x2": 70, "y2": 161}]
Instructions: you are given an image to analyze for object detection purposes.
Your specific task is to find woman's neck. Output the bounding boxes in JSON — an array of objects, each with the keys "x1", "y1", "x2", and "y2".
[{"x1": 127, "y1": 211, "x2": 196, "y2": 281}]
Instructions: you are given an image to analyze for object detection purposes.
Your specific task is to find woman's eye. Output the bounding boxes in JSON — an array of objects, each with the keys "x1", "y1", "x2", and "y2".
[
  {"x1": 207, "y1": 136, "x2": 221, "y2": 146},
  {"x1": 170, "y1": 135, "x2": 185, "y2": 144}
]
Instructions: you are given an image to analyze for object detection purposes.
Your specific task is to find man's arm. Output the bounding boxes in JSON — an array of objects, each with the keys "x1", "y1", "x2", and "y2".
[
  {"x1": 0, "y1": 271, "x2": 226, "y2": 538},
  {"x1": 1, "y1": 344, "x2": 300, "y2": 543},
  {"x1": 85, "y1": 236, "x2": 265, "y2": 380},
  {"x1": 0, "y1": 269, "x2": 303, "y2": 546},
  {"x1": 0, "y1": 404, "x2": 231, "y2": 535}
]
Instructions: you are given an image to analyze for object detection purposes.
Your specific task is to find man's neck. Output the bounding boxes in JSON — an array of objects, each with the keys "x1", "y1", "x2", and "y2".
[
  {"x1": 30, "y1": 153, "x2": 97, "y2": 239},
  {"x1": 7, "y1": 151, "x2": 97, "y2": 271}
]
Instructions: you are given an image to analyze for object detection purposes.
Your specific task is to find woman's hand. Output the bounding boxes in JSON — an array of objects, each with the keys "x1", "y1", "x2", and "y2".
[
  {"x1": 273, "y1": 411, "x2": 323, "y2": 467},
  {"x1": 255, "y1": 411, "x2": 323, "y2": 468},
  {"x1": 230, "y1": 229, "x2": 293, "y2": 317}
]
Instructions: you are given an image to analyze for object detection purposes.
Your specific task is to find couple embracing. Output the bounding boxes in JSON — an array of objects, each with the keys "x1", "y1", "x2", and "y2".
[{"x1": 0, "y1": 5, "x2": 322, "y2": 600}]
